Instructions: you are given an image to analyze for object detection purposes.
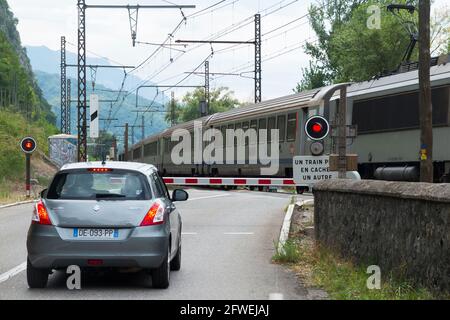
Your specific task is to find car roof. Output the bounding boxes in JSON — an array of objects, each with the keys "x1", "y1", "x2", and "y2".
[{"x1": 60, "y1": 161, "x2": 157, "y2": 175}]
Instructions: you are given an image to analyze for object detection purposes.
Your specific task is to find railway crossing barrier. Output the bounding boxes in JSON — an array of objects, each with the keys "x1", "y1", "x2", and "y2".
[{"x1": 163, "y1": 177, "x2": 296, "y2": 187}]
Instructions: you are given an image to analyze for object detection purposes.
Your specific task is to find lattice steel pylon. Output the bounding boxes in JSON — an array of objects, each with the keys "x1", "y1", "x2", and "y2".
[
  {"x1": 128, "y1": 6, "x2": 139, "y2": 47},
  {"x1": 67, "y1": 79, "x2": 71, "y2": 134},
  {"x1": 254, "y1": 14, "x2": 261, "y2": 103},
  {"x1": 205, "y1": 60, "x2": 210, "y2": 114},
  {"x1": 76, "y1": 2, "x2": 195, "y2": 162},
  {"x1": 78, "y1": 0, "x2": 87, "y2": 161},
  {"x1": 60, "y1": 36, "x2": 67, "y2": 133}
]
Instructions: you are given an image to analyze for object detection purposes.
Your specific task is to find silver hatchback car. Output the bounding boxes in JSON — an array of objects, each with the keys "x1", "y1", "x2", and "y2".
[{"x1": 26, "y1": 161, "x2": 188, "y2": 289}]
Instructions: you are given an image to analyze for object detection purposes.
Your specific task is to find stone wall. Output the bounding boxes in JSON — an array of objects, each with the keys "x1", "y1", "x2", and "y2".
[{"x1": 313, "y1": 180, "x2": 450, "y2": 292}]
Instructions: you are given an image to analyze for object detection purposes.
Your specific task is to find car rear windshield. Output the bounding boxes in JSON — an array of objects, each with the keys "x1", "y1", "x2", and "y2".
[{"x1": 47, "y1": 169, "x2": 151, "y2": 200}]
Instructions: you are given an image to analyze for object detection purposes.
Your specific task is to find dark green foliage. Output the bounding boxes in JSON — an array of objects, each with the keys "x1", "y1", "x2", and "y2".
[
  {"x1": 0, "y1": 0, "x2": 58, "y2": 181},
  {"x1": 172, "y1": 87, "x2": 240, "y2": 123},
  {"x1": 296, "y1": 0, "x2": 421, "y2": 91},
  {"x1": 0, "y1": 0, "x2": 55, "y2": 124}
]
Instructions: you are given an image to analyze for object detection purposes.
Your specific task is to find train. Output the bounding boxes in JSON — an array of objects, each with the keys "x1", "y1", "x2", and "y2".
[{"x1": 121, "y1": 56, "x2": 450, "y2": 189}]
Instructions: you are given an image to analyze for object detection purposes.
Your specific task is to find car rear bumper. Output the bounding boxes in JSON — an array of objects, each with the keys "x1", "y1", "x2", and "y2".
[{"x1": 27, "y1": 224, "x2": 169, "y2": 269}]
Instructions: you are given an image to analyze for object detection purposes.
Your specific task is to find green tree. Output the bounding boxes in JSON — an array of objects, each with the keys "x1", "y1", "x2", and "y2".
[
  {"x1": 296, "y1": 0, "x2": 365, "y2": 91},
  {"x1": 164, "y1": 97, "x2": 183, "y2": 126},
  {"x1": 329, "y1": 0, "x2": 419, "y2": 82},
  {"x1": 177, "y1": 87, "x2": 240, "y2": 123},
  {"x1": 90, "y1": 130, "x2": 115, "y2": 160},
  {"x1": 296, "y1": 0, "x2": 450, "y2": 90},
  {"x1": 295, "y1": 61, "x2": 330, "y2": 92}
]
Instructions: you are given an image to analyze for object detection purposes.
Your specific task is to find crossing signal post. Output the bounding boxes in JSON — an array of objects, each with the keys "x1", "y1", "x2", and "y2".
[
  {"x1": 20, "y1": 137, "x2": 37, "y2": 198},
  {"x1": 305, "y1": 116, "x2": 330, "y2": 156}
]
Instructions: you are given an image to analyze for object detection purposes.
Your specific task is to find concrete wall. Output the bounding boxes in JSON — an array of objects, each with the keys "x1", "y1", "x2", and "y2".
[{"x1": 313, "y1": 180, "x2": 450, "y2": 292}]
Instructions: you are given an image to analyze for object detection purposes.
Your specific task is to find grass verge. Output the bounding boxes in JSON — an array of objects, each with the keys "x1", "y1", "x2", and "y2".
[{"x1": 273, "y1": 203, "x2": 446, "y2": 300}]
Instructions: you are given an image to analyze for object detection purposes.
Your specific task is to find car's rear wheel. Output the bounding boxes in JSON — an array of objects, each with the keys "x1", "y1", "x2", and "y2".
[
  {"x1": 27, "y1": 258, "x2": 48, "y2": 289},
  {"x1": 152, "y1": 246, "x2": 170, "y2": 289},
  {"x1": 170, "y1": 242, "x2": 181, "y2": 271}
]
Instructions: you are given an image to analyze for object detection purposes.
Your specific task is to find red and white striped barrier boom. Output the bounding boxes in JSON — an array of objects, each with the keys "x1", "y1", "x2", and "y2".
[{"x1": 163, "y1": 177, "x2": 295, "y2": 187}]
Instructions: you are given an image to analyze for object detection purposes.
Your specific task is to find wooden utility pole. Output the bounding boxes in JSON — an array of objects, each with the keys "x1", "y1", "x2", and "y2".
[
  {"x1": 338, "y1": 87, "x2": 347, "y2": 179},
  {"x1": 419, "y1": 0, "x2": 433, "y2": 182}
]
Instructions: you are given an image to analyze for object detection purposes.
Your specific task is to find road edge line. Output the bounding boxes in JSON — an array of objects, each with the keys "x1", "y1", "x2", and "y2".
[
  {"x1": 0, "y1": 200, "x2": 35, "y2": 210},
  {"x1": 278, "y1": 204, "x2": 295, "y2": 253},
  {"x1": 0, "y1": 262, "x2": 27, "y2": 284}
]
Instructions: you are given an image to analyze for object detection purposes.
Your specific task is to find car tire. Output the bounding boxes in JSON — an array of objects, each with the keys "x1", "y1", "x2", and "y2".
[
  {"x1": 170, "y1": 242, "x2": 181, "y2": 271},
  {"x1": 27, "y1": 258, "x2": 48, "y2": 289},
  {"x1": 152, "y1": 246, "x2": 170, "y2": 289}
]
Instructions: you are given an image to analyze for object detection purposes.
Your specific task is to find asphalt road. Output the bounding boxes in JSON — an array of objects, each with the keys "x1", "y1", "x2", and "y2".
[{"x1": 0, "y1": 188, "x2": 313, "y2": 300}]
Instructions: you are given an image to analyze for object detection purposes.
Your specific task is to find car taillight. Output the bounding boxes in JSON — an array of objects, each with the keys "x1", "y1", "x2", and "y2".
[
  {"x1": 140, "y1": 201, "x2": 164, "y2": 226},
  {"x1": 32, "y1": 200, "x2": 52, "y2": 225}
]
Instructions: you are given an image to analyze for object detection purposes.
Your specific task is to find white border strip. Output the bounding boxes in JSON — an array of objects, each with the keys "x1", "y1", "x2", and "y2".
[
  {"x1": 0, "y1": 262, "x2": 26, "y2": 284},
  {"x1": 278, "y1": 199, "x2": 315, "y2": 253},
  {"x1": 0, "y1": 200, "x2": 34, "y2": 210},
  {"x1": 278, "y1": 204, "x2": 295, "y2": 253}
]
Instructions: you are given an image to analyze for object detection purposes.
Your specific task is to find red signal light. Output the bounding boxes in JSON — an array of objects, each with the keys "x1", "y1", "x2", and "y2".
[
  {"x1": 305, "y1": 116, "x2": 330, "y2": 141},
  {"x1": 20, "y1": 137, "x2": 37, "y2": 154},
  {"x1": 312, "y1": 123, "x2": 322, "y2": 133}
]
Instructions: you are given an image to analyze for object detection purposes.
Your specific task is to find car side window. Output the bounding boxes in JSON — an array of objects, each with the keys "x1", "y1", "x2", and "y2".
[
  {"x1": 156, "y1": 174, "x2": 170, "y2": 199},
  {"x1": 150, "y1": 173, "x2": 170, "y2": 199},
  {"x1": 150, "y1": 173, "x2": 166, "y2": 199}
]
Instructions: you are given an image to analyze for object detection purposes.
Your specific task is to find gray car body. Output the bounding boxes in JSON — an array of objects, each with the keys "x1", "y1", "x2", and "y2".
[{"x1": 27, "y1": 161, "x2": 182, "y2": 270}]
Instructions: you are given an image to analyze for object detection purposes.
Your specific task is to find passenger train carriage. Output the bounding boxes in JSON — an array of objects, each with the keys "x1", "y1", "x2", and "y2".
[{"x1": 123, "y1": 57, "x2": 450, "y2": 184}]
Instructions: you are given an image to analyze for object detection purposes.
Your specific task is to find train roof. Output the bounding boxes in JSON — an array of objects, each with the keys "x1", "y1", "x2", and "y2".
[
  {"x1": 48, "y1": 134, "x2": 77, "y2": 140},
  {"x1": 339, "y1": 60, "x2": 450, "y2": 101},
  {"x1": 130, "y1": 59, "x2": 450, "y2": 150}
]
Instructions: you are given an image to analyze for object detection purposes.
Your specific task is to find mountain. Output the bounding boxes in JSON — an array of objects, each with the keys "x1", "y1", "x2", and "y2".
[
  {"x1": 34, "y1": 71, "x2": 167, "y2": 145},
  {"x1": 0, "y1": 0, "x2": 58, "y2": 182},
  {"x1": 26, "y1": 45, "x2": 164, "y2": 102},
  {"x1": 0, "y1": 0, "x2": 55, "y2": 124}
]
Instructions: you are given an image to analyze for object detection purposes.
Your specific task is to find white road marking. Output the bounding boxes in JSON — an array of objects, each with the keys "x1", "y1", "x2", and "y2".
[
  {"x1": 182, "y1": 232, "x2": 198, "y2": 235},
  {"x1": 0, "y1": 262, "x2": 26, "y2": 284},
  {"x1": 188, "y1": 194, "x2": 231, "y2": 202},
  {"x1": 278, "y1": 204, "x2": 295, "y2": 253},
  {"x1": 269, "y1": 293, "x2": 284, "y2": 300},
  {"x1": 223, "y1": 232, "x2": 254, "y2": 235}
]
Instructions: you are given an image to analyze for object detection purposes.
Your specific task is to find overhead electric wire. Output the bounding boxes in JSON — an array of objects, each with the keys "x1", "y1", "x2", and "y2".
[{"x1": 109, "y1": 0, "x2": 314, "y2": 134}]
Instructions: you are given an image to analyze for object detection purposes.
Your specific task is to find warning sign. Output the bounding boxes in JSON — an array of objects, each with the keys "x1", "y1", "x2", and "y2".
[{"x1": 293, "y1": 156, "x2": 337, "y2": 185}]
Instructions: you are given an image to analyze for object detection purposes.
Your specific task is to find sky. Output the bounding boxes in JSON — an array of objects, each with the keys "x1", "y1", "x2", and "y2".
[{"x1": 8, "y1": 0, "x2": 449, "y2": 103}]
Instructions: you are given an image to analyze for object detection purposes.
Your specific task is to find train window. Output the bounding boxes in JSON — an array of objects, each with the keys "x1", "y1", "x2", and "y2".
[
  {"x1": 353, "y1": 87, "x2": 449, "y2": 133},
  {"x1": 259, "y1": 118, "x2": 267, "y2": 130},
  {"x1": 235, "y1": 123, "x2": 242, "y2": 146},
  {"x1": 259, "y1": 119, "x2": 267, "y2": 144},
  {"x1": 165, "y1": 138, "x2": 171, "y2": 154},
  {"x1": 287, "y1": 113, "x2": 297, "y2": 142},
  {"x1": 221, "y1": 126, "x2": 227, "y2": 137},
  {"x1": 133, "y1": 147, "x2": 142, "y2": 160},
  {"x1": 267, "y1": 117, "x2": 276, "y2": 143},
  {"x1": 277, "y1": 115, "x2": 286, "y2": 142},
  {"x1": 242, "y1": 122, "x2": 249, "y2": 146},
  {"x1": 144, "y1": 142, "x2": 158, "y2": 157}
]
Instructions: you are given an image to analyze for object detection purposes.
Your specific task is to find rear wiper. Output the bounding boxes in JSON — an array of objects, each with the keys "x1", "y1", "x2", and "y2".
[{"x1": 95, "y1": 193, "x2": 126, "y2": 199}]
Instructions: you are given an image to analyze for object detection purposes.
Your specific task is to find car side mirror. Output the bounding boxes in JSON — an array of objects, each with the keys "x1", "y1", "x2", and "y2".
[
  {"x1": 40, "y1": 189, "x2": 47, "y2": 199},
  {"x1": 172, "y1": 189, "x2": 189, "y2": 202}
]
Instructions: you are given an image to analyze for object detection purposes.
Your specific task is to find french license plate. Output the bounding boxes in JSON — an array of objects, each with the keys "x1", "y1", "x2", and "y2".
[{"x1": 73, "y1": 228, "x2": 119, "y2": 239}]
